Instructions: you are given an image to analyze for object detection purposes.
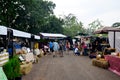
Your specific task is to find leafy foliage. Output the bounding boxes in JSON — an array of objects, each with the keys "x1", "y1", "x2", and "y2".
[
  {"x1": 0, "y1": 0, "x2": 65, "y2": 34},
  {"x1": 3, "y1": 55, "x2": 21, "y2": 80},
  {"x1": 88, "y1": 19, "x2": 102, "y2": 34},
  {"x1": 62, "y1": 13, "x2": 84, "y2": 37},
  {"x1": 112, "y1": 22, "x2": 120, "y2": 27}
]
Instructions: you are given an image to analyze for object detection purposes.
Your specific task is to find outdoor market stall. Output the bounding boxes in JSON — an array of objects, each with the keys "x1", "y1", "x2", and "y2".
[
  {"x1": 0, "y1": 26, "x2": 43, "y2": 80},
  {"x1": 92, "y1": 26, "x2": 120, "y2": 76},
  {"x1": 0, "y1": 26, "x2": 9, "y2": 67},
  {"x1": 0, "y1": 26, "x2": 7, "y2": 49}
]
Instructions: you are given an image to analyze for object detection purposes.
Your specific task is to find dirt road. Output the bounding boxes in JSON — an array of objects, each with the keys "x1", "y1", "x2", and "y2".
[{"x1": 23, "y1": 52, "x2": 120, "y2": 80}]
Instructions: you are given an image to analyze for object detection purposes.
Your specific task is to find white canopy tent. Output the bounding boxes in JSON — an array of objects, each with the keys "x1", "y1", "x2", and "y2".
[
  {"x1": 40, "y1": 32, "x2": 67, "y2": 39},
  {"x1": 0, "y1": 26, "x2": 7, "y2": 35},
  {"x1": 34, "y1": 35, "x2": 40, "y2": 40},
  {"x1": 0, "y1": 26, "x2": 40, "y2": 39},
  {"x1": 108, "y1": 31, "x2": 120, "y2": 52},
  {"x1": 10, "y1": 28, "x2": 31, "y2": 38}
]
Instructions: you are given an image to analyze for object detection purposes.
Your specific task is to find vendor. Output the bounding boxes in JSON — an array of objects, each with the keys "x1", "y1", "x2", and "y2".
[{"x1": 13, "y1": 38, "x2": 22, "y2": 54}]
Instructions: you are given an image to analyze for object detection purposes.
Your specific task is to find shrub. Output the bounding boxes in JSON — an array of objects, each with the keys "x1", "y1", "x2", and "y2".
[{"x1": 3, "y1": 55, "x2": 21, "y2": 80}]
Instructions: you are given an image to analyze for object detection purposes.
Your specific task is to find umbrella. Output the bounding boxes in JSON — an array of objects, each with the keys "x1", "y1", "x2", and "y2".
[
  {"x1": 94, "y1": 26, "x2": 120, "y2": 48},
  {"x1": 94, "y1": 27, "x2": 120, "y2": 34}
]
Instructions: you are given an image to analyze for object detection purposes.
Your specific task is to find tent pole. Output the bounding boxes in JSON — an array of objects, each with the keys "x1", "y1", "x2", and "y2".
[{"x1": 113, "y1": 31, "x2": 115, "y2": 48}]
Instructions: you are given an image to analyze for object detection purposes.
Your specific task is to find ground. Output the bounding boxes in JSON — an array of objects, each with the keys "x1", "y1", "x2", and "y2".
[{"x1": 22, "y1": 51, "x2": 120, "y2": 80}]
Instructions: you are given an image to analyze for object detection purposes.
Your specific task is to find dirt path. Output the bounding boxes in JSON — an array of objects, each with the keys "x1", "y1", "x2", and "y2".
[{"x1": 23, "y1": 51, "x2": 120, "y2": 80}]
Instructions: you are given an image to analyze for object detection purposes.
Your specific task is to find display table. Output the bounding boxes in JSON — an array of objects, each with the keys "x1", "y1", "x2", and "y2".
[{"x1": 105, "y1": 55, "x2": 120, "y2": 76}]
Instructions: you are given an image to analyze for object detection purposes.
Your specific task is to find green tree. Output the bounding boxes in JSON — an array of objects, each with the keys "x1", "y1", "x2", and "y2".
[
  {"x1": 27, "y1": 0, "x2": 56, "y2": 34},
  {"x1": 112, "y1": 22, "x2": 120, "y2": 27},
  {"x1": 0, "y1": 0, "x2": 57, "y2": 34},
  {"x1": 62, "y1": 13, "x2": 84, "y2": 37},
  {"x1": 43, "y1": 15, "x2": 64, "y2": 33},
  {"x1": 0, "y1": 0, "x2": 22, "y2": 27},
  {"x1": 88, "y1": 19, "x2": 102, "y2": 34}
]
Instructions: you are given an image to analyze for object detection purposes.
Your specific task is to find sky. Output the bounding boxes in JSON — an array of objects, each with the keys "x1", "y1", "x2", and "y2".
[{"x1": 49, "y1": 0, "x2": 120, "y2": 28}]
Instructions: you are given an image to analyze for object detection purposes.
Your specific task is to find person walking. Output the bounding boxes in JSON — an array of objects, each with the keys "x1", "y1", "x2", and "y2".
[
  {"x1": 49, "y1": 41, "x2": 53, "y2": 54},
  {"x1": 53, "y1": 40, "x2": 59, "y2": 57}
]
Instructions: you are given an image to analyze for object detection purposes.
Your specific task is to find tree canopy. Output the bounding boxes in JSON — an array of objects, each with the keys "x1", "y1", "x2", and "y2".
[
  {"x1": 0, "y1": 0, "x2": 64, "y2": 34},
  {"x1": 88, "y1": 19, "x2": 102, "y2": 34},
  {"x1": 112, "y1": 22, "x2": 120, "y2": 27},
  {"x1": 62, "y1": 13, "x2": 84, "y2": 37}
]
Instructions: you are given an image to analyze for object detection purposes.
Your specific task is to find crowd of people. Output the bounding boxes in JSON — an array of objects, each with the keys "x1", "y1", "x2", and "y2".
[
  {"x1": 47, "y1": 39, "x2": 70, "y2": 57},
  {"x1": 0, "y1": 35, "x2": 110, "y2": 59},
  {"x1": 44, "y1": 37, "x2": 90, "y2": 57}
]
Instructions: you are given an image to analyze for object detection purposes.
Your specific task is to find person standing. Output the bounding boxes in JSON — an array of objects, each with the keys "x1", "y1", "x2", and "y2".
[
  {"x1": 59, "y1": 41, "x2": 64, "y2": 57},
  {"x1": 49, "y1": 41, "x2": 53, "y2": 54},
  {"x1": 66, "y1": 40, "x2": 70, "y2": 55},
  {"x1": 53, "y1": 40, "x2": 59, "y2": 57}
]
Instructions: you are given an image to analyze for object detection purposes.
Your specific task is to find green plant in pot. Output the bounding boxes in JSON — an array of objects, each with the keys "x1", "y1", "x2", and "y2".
[{"x1": 3, "y1": 55, "x2": 22, "y2": 80}]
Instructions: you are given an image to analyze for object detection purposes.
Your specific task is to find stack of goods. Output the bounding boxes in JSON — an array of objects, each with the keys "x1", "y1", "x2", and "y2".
[
  {"x1": 24, "y1": 52, "x2": 35, "y2": 62},
  {"x1": 103, "y1": 48, "x2": 116, "y2": 55},
  {"x1": 118, "y1": 53, "x2": 120, "y2": 58},
  {"x1": 33, "y1": 48, "x2": 40, "y2": 63},
  {"x1": 18, "y1": 48, "x2": 34, "y2": 75},
  {"x1": 21, "y1": 47, "x2": 28, "y2": 54},
  {"x1": 20, "y1": 62, "x2": 32, "y2": 75},
  {"x1": 38, "y1": 49, "x2": 44, "y2": 58},
  {"x1": 0, "y1": 51, "x2": 9, "y2": 66},
  {"x1": 34, "y1": 49, "x2": 40, "y2": 56},
  {"x1": 18, "y1": 48, "x2": 35, "y2": 63},
  {"x1": 111, "y1": 52, "x2": 120, "y2": 57},
  {"x1": 92, "y1": 58, "x2": 109, "y2": 69}
]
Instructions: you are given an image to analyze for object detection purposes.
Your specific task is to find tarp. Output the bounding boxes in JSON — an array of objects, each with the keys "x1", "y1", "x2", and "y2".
[
  {"x1": 0, "y1": 26, "x2": 7, "y2": 35},
  {"x1": 40, "y1": 32, "x2": 67, "y2": 38},
  {"x1": 94, "y1": 27, "x2": 120, "y2": 34},
  {"x1": 11, "y1": 29, "x2": 31, "y2": 38},
  {"x1": 108, "y1": 32, "x2": 114, "y2": 48},
  {"x1": 108, "y1": 31, "x2": 120, "y2": 52},
  {"x1": 34, "y1": 35, "x2": 40, "y2": 40}
]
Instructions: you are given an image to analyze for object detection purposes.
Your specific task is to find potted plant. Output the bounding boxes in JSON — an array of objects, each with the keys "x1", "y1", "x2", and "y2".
[{"x1": 3, "y1": 55, "x2": 22, "y2": 80}]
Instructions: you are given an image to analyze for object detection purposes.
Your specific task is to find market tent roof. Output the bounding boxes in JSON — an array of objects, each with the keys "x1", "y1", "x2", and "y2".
[
  {"x1": 75, "y1": 32, "x2": 89, "y2": 39},
  {"x1": 34, "y1": 35, "x2": 40, "y2": 40},
  {"x1": 94, "y1": 26, "x2": 120, "y2": 34},
  {"x1": 10, "y1": 28, "x2": 31, "y2": 38},
  {"x1": 75, "y1": 35, "x2": 81, "y2": 39},
  {"x1": 77, "y1": 32, "x2": 88, "y2": 36},
  {"x1": 40, "y1": 32, "x2": 67, "y2": 38},
  {"x1": 0, "y1": 26, "x2": 7, "y2": 35}
]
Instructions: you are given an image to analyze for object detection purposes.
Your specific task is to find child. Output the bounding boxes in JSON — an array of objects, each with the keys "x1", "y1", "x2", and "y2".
[{"x1": 74, "y1": 47, "x2": 80, "y2": 56}]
